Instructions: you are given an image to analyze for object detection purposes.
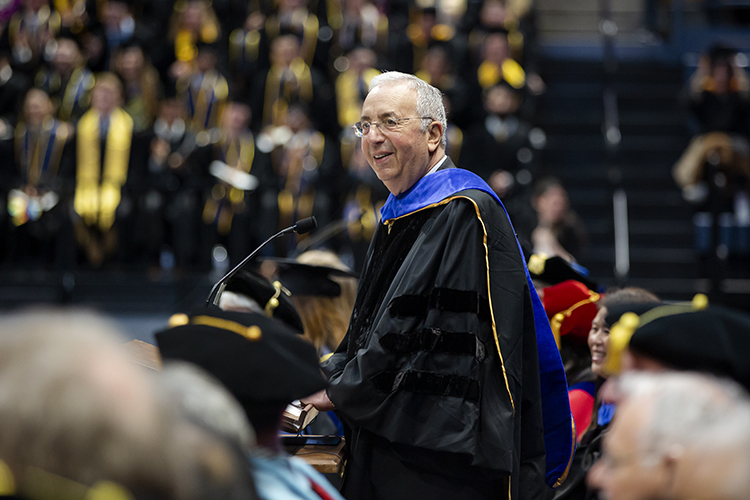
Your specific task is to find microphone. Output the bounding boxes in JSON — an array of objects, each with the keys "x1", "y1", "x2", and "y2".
[
  {"x1": 293, "y1": 216, "x2": 317, "y2": 235},
  {"x1": 204, "y1": 216, "x2": 317, "y2": 307}
]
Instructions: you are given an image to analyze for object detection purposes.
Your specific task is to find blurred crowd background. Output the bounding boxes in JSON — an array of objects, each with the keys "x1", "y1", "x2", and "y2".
[{"x1": 0, "y1": 0, "x2": 749, "y2": 319}]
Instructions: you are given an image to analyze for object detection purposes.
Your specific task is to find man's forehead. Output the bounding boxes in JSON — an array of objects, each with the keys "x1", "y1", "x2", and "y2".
[{"x1": 362, "y1": 82, "x2": 416, "y2": 117}]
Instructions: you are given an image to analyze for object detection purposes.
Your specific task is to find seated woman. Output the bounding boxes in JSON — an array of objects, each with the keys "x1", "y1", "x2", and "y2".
[{"x1": 553, "y1": 286, "x2": 660, "y2": 500}]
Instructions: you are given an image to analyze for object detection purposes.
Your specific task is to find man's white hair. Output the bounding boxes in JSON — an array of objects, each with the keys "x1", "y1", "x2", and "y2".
[
  {"x1": 617, "y1": 372, "x2": 750, "y2": 499},
  {"x1": 159, "y1": 361, "x2": 256, "y2": 452},
  {"x1": 368, "y1": 71, "x2": 447, "y2": 149}
]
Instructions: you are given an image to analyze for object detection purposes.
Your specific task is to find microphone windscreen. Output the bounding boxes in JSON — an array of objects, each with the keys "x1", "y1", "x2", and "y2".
[{"x1": 294, "y1": 216, "x2": 317, "y2": 234}]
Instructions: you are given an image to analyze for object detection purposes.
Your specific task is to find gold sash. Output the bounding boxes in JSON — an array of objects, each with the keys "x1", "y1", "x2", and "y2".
[
  {"x1": 335, "y1": 68, "x2": 380, "y2": 127},
  {"x1": 74, "y1": 108, "x2": 133, "y2": 231},
  {"x1": 263, "y1": 59, "x2": 313, "y2": 127},
  {"x1": 477, "y1": 58, "x2": 525, "y2": 90}
]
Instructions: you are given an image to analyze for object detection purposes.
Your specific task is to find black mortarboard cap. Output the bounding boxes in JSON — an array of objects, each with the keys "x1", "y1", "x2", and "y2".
[
  {"x1": 263, "y1": 258, "x2": 359, "y2": 297},
  {"x1": 527, "y1": 254, "x2": 598, "y2": 291},
  {"x1": 629, "y1": 306, "x2": 750, "y2": 392},
  {"x1": 155, "y1": 309, "x2": 327, "y2": 405},
  {"x1": 223, "y1": 270, "x2": 304, "y2": 333}
]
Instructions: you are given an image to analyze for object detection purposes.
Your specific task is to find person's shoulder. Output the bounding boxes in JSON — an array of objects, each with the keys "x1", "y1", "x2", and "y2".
[{"x1": 448, "y1": 187, "x2": 502, "y2": 214}]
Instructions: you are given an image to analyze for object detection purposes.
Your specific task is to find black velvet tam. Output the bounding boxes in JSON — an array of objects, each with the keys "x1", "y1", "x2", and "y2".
[
  {"x1": 629, "y1": 306, "x2": 750, "y2": 392},
  {"x1": 223, "y1": 269, "x2": 304, "y2": 333},
  {"x1": 156, "y1": 309, "x2": 327, "y2": 405},
  {"x1": 264, "y1": 258, "x2": 358, "y2": 297},
  {"x1": 527, "y1": 255, "x2": 598, "y2": 291}
]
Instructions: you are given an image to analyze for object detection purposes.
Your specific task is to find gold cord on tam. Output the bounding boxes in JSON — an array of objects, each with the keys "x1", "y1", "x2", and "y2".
[
  {"x1": 264, "y1": 281, "x2": 284, "y2": 317},
  {"x1": 527, "y1": 253, "x2": 547, "y2": 276},
  {"x1": 168, "y1": 313, "x2": 263, "y2": 341},
  {"x1": 549, "y1": 291, "x2": 600, "y2": 349},
  {"x1": 191, "y1": 315, "x2": 262, "y2": 341},
  {"x1": 602, "y1": 294, "x2": 710, "y2": 376}
]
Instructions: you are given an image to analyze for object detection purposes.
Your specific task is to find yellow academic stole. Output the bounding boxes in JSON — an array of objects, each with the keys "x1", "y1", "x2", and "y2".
[
  {"x1": 277, "y1": 132, "x2": 324, "y2": 230},
  {"x1": 263, "y1": 59, "x2": 313, "y2": 127},
  {"x1": 74, "y1": 108, "x2": 133, "y2": 231}
]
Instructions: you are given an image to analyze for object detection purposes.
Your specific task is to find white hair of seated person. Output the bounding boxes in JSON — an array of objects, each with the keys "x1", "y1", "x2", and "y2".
[
  {"x1": 159, "y1": 361, "x2": 256, "y2": 452},
  {"x1": 0, "y1": 309, "x2": 177, "y2": 495},
  {"x1": 617, "y1": 372, "x2": 750, "y2": 500},
  {"x1": 218, "y1": 290, "x2": 265, "y2": 315}
]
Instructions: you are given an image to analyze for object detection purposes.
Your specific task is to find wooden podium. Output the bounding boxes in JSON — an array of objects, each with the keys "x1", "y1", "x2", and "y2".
[
  {"x1": 282, "y1": 437, "x2": 346, "y2": 474},
  {"x1": 121, "y1": 339, "x2": 162, "y2": 370}
]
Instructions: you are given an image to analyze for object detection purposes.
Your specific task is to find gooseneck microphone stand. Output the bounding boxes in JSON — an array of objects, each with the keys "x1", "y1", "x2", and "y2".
[{"x1": 204, "y1": 216, "x2": 318, "y2": 307}]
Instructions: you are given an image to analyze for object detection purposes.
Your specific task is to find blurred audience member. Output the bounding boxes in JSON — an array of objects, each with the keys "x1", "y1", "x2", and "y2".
[
  {"x1": 339, "y1": 134, "x2": 389, "y2": 270},
  {"x1": 167, "y1": 0, "x2": 221, "y2": 77},
  {"x1": 0, "y1": 308, "x2": 259, "y2": 499},
  {"x1": 552, "y1": 287, "x2": 661, "y2": 500},
  {"x1": 156, "y1": 308, "x2": 345, "y2": 500},
  {"x1": 261, "y1": 102, "x2": 341, "y2": 256},
  {"x1": 335, "y1": 0, "x2": 388, "y2": 61},
  {"x1": 176, "y1": 42, "x2": 228, "y2": 134},
  {"x1": 335, "y1": 46, "x2": 379, "y2": 129},
  {"x1": 6, "y1": 0, "x2": 60, "y2": 73},
  {"x1": 403, "y1": 7, "x2": 462, "y2": 78},
  {"x1": 7, "y1": 88, "x2": 75, "y2": 268},
  {"x1": 100, "y1": 0, "x2": 151, "y2": 71},
  {"x1": 0, "y1": 49, "x2": 30, "y2": 142},
  {"x1": 263, "y1": 0, "x2": 320, "y2": 68},
  {"x1": 588, "y1": 372, "x2": 750, "y2": 500},
  {"x1": 200, "y1": 102, "x2": 264, "y2": 267},
  {"x1": 35, "y1": 36, "x2": 94, "y2": 123},
  {"x1": 115, "y1": 42, "x2": 162, "y2": 133},
  {"x1": 143, "y1": 98, "x2": 201, "y2": 271},
  {"x1": 273, "y1": 250, "x2": 358, "y2": 354},
  {"x1": 416, "y1": 45, "x2": 472, "y2": 128},
  {"x1": 460, "y1": 83, "x2": 541, "y2": 241},
  {"x1": 540, "y1": 279, "x2": 600, "y2": 442},
  {"x1": 475, "y1": 30, "x2": 525, "y2": 95},
  {"x1": 674, "y1": 45, "x2": 750, "y2": 204},
  {"x1": 252, "y1": 35, "x2": 316, "y2": 131},
  {"x1": 158, "y1": 361, "x2": 257, "y2": 454},
  {"x1": 73, "y1": 72, "x2": 137, "y2": 267},
  {"x1": 530, "y1": 177, "x2": 588, "y2": 262}
]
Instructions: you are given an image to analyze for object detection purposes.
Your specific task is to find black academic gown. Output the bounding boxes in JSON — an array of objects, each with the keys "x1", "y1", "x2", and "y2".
[{"x1": 322, "y1": 160, "x2": 548, "y2": 500}]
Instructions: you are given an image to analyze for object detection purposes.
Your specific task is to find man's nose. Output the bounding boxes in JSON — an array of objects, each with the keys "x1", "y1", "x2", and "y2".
[{"x1": 365, "y1": 124, "x2": 387, "y2": 142}]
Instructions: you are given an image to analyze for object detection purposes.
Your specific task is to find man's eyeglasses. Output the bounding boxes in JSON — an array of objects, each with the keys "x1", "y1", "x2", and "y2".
[{"x1": 352, "y1": 117, "x2": 433, "y2": 138}]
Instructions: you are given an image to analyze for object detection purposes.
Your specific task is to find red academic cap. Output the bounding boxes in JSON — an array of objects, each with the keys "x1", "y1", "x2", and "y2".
[{"x1": 542, "y1": 280, "x2": 600, "y2": 346}]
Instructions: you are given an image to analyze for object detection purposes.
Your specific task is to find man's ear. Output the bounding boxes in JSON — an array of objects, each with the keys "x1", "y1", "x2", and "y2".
[{"x1": 427, "y1": 121, "x2": 443, "y2": 153}]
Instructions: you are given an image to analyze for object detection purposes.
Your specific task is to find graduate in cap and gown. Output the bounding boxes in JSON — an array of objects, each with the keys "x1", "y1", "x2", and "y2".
[
  {"x1": 257, "y1": 101, "x2": 342, "y2": 257},
  {"x1": 8, "y1": 88, "x2": 75, "y2": 268},
  {"x1": 73, "y1": 72, "x2": 137, "y2": 267},
  {"x1": 198, "y1": 102, "x2": 268, "y2": 268},
  {"x1": 34, "y1": 37, "x2": 95, "y2": 124}
]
